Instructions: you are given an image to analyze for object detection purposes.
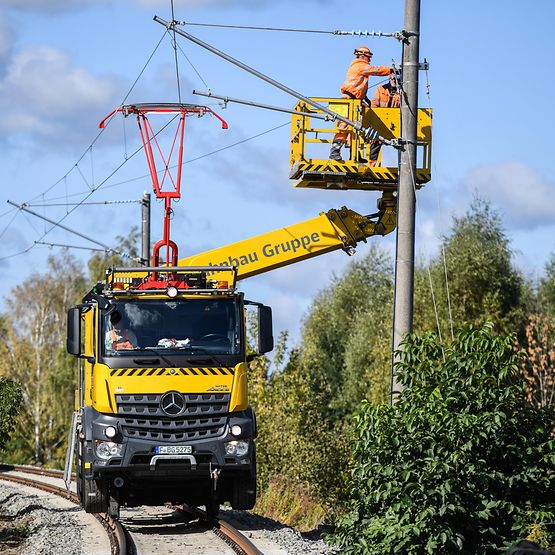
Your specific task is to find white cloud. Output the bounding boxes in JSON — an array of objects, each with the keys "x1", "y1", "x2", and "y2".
[
  {"x1": 0, "y1": 17, "x2": 13, "y2": 64},
  {"x1": 464, "y1": 162, "x2": 555, "y2": 230},
  {"x1": 0, "y1": 46, "x2": 122, "y2": 147},
  {"x1": 0, "y1": 0, "x2": 106, "y2": 14}
]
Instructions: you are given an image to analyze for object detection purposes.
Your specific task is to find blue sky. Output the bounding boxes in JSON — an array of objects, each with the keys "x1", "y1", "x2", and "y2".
[{"x1": 0, "y1": 0, "x2": 554, "y2": 348}]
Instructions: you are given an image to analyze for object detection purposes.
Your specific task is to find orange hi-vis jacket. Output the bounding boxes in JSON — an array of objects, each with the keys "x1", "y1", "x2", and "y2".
[
  {"x1": 371, "y1": 82, "x2": 400, "y2": 108},
  {"x1": 111, "y1": 329, "x2": 134, "y2": 350},
  {"x1": 340, "y1": 58, "x2": 391, "y2": 99}
]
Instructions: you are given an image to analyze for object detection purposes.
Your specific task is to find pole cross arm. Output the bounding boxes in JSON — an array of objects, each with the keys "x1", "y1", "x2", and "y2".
[
  {"x1": 193, "y1": 90, "x2": 333, "y2": 122},
  {"x1": 153, "y1": 16, "x2": 362, "y2": 132}
]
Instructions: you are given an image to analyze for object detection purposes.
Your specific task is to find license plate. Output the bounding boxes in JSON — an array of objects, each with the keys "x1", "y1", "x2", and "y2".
[{"x1": 155, "y1": 445, "x2": 192, "y2": 455}]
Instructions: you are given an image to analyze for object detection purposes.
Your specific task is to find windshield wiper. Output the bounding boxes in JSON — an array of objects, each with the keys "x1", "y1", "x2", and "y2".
[
  {"x1": 135, "y1": 347, "x2": 174, "y2": 368},
  {"x1": 183, "y1": 349, "x2": 226, "y2": 366}
]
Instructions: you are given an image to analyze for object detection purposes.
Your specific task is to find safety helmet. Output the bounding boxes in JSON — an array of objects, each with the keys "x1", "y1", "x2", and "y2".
[{"x1": 354, "y1": 46, "x2": 373, "y2": 57}]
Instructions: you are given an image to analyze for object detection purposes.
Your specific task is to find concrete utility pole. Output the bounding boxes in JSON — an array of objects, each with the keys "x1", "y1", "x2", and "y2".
[
  {"x1": 391, "y1": 0, "x2": 421, "y2": 403},
  {"x1": 141, "y1": 192, "x2": 151, "y2": 266}
]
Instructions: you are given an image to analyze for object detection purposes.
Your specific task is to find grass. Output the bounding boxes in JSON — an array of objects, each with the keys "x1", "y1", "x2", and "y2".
[{"x1": 254, "y1": 474, "x2": 329, "y2": 532}]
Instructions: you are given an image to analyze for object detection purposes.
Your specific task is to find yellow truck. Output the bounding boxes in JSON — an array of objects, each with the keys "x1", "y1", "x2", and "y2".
[
  {"x1": 64, "y1": 193, "x2": 396, "y2": 518},
  {"x1": 64, "y1": 97, "x2": 430, "y2": 518}
]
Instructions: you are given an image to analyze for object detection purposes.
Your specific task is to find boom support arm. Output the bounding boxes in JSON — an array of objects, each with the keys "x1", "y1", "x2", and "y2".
[{"x1": 179, "y1": 192, "x2": 396, "y2": 281}]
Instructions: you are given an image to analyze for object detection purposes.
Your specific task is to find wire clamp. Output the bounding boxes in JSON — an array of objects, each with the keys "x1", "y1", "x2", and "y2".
[{"x1": 395, "y1": 29, "x2": 420, "y2": 42}]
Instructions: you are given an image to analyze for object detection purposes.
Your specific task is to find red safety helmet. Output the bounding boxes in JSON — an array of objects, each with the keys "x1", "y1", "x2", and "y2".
[{"x1": 354, "y1": 46, "x2": 373, "y2": 57}]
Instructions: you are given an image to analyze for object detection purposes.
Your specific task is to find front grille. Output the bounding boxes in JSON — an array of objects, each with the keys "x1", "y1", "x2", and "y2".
[{"x1": 115, "y1": 393, "x2": 229, "y2": 443}]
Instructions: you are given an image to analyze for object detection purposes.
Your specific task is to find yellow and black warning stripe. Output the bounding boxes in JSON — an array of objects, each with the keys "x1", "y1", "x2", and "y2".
[{"x1": 109, "y1": 367, "x2": 235, "y2": 377}]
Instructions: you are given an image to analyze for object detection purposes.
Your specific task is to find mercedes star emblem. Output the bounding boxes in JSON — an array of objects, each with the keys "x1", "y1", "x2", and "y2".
[{"x1": 160, "y1": 391, "x2": 186, "y2": 416}]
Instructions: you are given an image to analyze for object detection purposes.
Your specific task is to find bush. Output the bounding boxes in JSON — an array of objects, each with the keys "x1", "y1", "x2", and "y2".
[
  {"x1": 330, "y1": 324, "x2": 555, "y2": 554},
  {"x1": 0, "y1": 377, "x2": 23, "y2": 451}
]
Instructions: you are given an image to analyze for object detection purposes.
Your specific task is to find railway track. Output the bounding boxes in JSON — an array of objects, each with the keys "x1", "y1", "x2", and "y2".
[{"x1": 0, "y1": 464, "x2": 265, "y2": 555}]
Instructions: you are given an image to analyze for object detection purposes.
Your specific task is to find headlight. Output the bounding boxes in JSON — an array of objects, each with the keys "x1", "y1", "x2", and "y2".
[
  {"x1": 104, "y1": 426, "x2": 117, "y2": 438},
  {"x1": 96, "y1": 441, "x2": 123, "y2": 460},
  {"x1": 230, "y1": 425, "x2": 242, "y2": 437},
  {"x1": 225, "y1": 440, "x2": 249, "y2": 457}
]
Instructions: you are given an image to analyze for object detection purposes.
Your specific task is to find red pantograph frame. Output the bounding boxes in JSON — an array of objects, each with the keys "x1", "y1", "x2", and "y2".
[{"x1": 100, "y1": 104, "x2": 228, "y2": 267}]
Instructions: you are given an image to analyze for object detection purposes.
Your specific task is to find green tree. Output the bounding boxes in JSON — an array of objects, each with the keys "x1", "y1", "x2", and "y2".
[
  {"x1": 0, "y1": 377, "x2": 23, "y2": 452},
  {"x1": 538, "y1": 253, "x2": 555, "y2": 320},
  {"x1": 0, "y1": 253, "x2": 86, "y2": 465},
  {"x1": 249, "y1": 335, "x2": 351, "y2": 523},
  {"x1": 414, "y1": 197, "x2": 528, "y2": 339},
  {"x1": 248, "y1": 246, "x2": 394, "y2": 519},
  {"x1": 331, "y1": 324, "x2": 555, "y2": 554},
  {"x1": 300, "y1": 244, "x2": 394, "y2": 418}
]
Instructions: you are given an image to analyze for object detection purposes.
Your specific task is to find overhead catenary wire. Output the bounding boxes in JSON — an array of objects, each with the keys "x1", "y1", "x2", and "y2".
[
  {"x1": 154, "y1": 16, "x2": 362, "y2": 132},
  {"x1": 23, "y1": 30, "x2": 169, "y2": 207},
  {"x1": 174, "y1": 20, "x2": 401, "y2": 38},
  {"x1": 23, "y1": 200, "x2": 141, "y2": 207},
  {"x1": 35, "y1": 241, "x2": 109, "y2": 253},
  {"x1": 174, "y1": 40, "x2": 210, "y2": 89},
  {"x1": 7, "y1": 200, "x2": 138, "y2": 260},
  {"x1": 0, "y1": 139, "x2": 148, "y2": 263},
  {"x1": 8, "y1": 121, "x2": 290, "y2": 207},
  {"x1": 420, "y1": 62, "x2": 454, "y2": 341},
  {"x1": 0, "y1": 116, "x2": 289, "y2": 263}
]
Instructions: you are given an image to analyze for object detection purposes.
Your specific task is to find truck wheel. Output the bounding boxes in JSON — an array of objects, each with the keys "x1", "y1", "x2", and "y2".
[
  {"x1": 82, "y1": 474, "x2": 108, "y2": 514},
  {"x1": 231, "y1": 470, "x2": 256, "y2": 510},
  {"x1": 78, "y1": 444, "x2": 108, "y2": 514},
  {"x1": 205, "y1": 496, "x2": 220, "y2": 521}
]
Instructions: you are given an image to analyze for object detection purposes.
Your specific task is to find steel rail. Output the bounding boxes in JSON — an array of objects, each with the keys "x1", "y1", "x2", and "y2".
[
  {"x1": 2, "y1": 466, "x2": 263, "y2": 554},
  {"x1": 0, "y1": 466, "x2": 127, "y2": 555},
  {"x1": 177, "y1": 505, "x2": 264, "y2": 555},
  {"x1": 215, "y1": 518, "x2": 264, "y2": 555}
]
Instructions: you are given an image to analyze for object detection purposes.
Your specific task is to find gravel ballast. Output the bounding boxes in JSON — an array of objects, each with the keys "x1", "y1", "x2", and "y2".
[
  {"x1": 0, "y1": 480, "x2": 336, "y2": 554},
  {"x1": 0, "y1": 482, "x2": 82, "y2": 555}
]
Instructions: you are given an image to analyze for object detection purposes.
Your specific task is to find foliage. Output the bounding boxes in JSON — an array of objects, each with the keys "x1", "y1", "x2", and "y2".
[
  {"x1": 300, "y1": 244, "x2": 394, "y2": 419},
  {"x1": 538, "y1": 254, "x2": 555, "y2": 320},
  {"x1": 0, "y1": 254, "x2": 86, "y2": 465},
  {"x1": 248, "y1": 334, "x2": 349, "y2": 523},
  {"x1": 414, "y1": 197, "x2": 528, "y2": 339},
  {"x1": 254, "y1": 474, "x2": 328, "y2": 532},
  {"x1": 330, "y1": 324, "x2": 555, "y2": 554},
  {"x1": 0, "y1": 377, "x2": 23, "y2": 452},
  {"x1": 521, "y1": 314, "x2": 555, "y2": 408}
]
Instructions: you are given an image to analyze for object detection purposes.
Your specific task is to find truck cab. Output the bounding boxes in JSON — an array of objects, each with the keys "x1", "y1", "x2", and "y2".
[{"x1": 66, "y1": 266, "x2": 273, "y2": 517}]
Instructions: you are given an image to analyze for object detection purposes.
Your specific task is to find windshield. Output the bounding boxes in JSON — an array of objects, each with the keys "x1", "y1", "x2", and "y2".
[{"x1": 102, "y1": 298, "x2": 241, "y2": 357}]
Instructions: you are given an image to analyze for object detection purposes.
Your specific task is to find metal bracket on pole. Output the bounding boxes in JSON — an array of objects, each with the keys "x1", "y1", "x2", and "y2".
[
  {"x1": 395, "y1": 29, "x2": 420, "y2": 42},
  {"x1": 153, "y1": 16, "x2": 362, "y2": 132},
  {"x1": 401, "y1": 61, "x2": 429, "y2": 70}
]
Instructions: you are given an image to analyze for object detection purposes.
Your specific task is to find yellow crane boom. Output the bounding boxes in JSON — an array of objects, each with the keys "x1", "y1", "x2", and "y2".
[{"x1": 179, "y1": 192, "x2": 396, "y2": 281}]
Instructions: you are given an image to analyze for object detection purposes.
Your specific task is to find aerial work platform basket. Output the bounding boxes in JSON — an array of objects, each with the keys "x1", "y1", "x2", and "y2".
[{"x1": 289, "y1": 98, "x2": 432, "y2": 191}]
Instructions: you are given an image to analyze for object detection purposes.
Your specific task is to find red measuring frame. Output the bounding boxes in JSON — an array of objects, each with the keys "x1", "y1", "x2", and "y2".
[{"x1": 100, "y1": 103, "x2": 228, "y2": 268}]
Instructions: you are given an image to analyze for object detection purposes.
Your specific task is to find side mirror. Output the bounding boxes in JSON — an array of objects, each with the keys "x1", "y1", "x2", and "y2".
[
  {"x1": 258, "y1": 305, "x2": 274, "y2": 354},
  {"x1": 67, "y1": 307, "x2": 82, "y2": 356}
]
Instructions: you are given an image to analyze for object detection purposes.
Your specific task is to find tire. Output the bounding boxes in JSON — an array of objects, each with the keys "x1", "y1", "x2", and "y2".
[
  {"x1": 78, "y1": 442, "x2": 108, "y2": 514},
  {"x1": 231, "y1": 453, "x2": 257, "y2": 511},
  {"x1": 205, "y1": 496, "x2": 220, "y2": 521},
  {"x1": 231, "y1": 472, "x2": 256, "y2": 510},
  {"x1": 82, "y1": 475, "x2": 108, "y2": 514}
]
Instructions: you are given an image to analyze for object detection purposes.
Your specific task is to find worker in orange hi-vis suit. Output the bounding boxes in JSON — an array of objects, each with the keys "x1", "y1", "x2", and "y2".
[
  {"x1": 368, "y1": 72, "x2": 401, "y2": 166},
  {"x1": 329, "y1": 46, "x2": 391, "y2": 162}
]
